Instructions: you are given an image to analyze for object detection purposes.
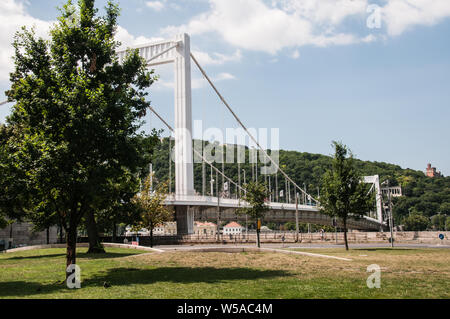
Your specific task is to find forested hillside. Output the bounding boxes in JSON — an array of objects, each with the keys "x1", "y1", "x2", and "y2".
[{"x1": 151, "y1": 138, "x2": 450, "y2": 228}]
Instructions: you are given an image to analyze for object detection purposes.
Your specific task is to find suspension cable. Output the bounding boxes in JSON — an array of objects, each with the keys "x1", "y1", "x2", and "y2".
[
  {"x1": 147, "y1": 105, "x2": 247, "y2": 194},
  {"x1": 190, "y1": 53, "x2": 318, "y2": 204}
]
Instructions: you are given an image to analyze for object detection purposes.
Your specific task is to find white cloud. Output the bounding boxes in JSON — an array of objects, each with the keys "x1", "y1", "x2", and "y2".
[
  {"x1": 146, "y1": 1, "x2": 165, "y2": 12},
  {"x1": 0, "y1": 0, "x2": 53, "y2": 82},
  {"x1": 161, "y1": 0, "x2": 450, "y2": 54},
  {"x1": 380, "y1": 0, "x2": 450, "y2": 36},
  {"x1": 291, "y1": 49, "x2": 300, "y2": 59},
  {"x1": 116, "y1": 26, "x2": 164, "y2": 49},
  {"x1": 0, "y1": 1, "x2": 165, "y2": 83},
  {"x1": 161, "y1": 0, "x2": 367, "y2": 54},
  {"x1": 361, "y1": 34, "x2": 377, "y2": 43},
  {"x1": 276, "y1": 0, "x2": 368, "y2": 25},
  {"x1": 191, "y1": 49, "x2": 242, "y2": 65},
  {"x1": 214, "y1": 72, "x2": 235, "y2": 81}
]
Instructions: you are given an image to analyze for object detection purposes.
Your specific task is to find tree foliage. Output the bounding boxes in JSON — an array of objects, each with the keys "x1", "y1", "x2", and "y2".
[
  {"x1": 131, "y1": 176, "x2": 172, "y2": 247},
  {"x1": 237, "y1": 181, "x2": 270, "y2": 220},
  {"x1": 237, "y1": 181, "x2": 269, "y2": 248},
  {"x1": 3, "y1": 0, "x2": 156, "y2": 278},
  {"x1": 430, "y1": 214, "x2": 447, "y2": 231},
  {"x1": 319, "y1": 142, "x2": 374, "y2": 250},
  {"x1": 403, "y1": 213, "x2": 430, "y2": 231}
]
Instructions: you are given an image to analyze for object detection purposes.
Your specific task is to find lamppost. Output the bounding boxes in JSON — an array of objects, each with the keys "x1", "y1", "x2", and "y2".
[
  {"x1": 210, "y1": 178, "x2": 214, "y2": 197},
  {"x1": 388, "y1": 190, "x2": 394, "y2": 248},
  {"x1": 384, "y1": 179, "x2": 395, "y2": 248}
]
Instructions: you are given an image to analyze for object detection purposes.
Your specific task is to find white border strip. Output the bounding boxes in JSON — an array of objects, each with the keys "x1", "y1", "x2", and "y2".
[{"x1": 1, "y1": 243, "x2": 165, "y2": 254}]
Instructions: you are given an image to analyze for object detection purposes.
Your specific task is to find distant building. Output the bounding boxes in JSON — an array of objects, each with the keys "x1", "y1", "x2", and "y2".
[
  {"x1": 194, "y1": 221, "x2": 217, "y2": 236},
  {"x1": 125, "y1": 222, "x2": 177, "y2": 236},
  {"x1": 153, "y1": 222, "x2": 177, "y2": 236},
  {"x1": 223, "y1": 222, "x2": 244, "y2": 235},
  {"x1": 426, "y1": 163, "x2": 442, "y2": 178},
  {"x1": 260, "y1": 225, "x2": 273, "y2": 232},
  {"x1": 126, "y1": 221, "x2": 220, "y2": 237}
]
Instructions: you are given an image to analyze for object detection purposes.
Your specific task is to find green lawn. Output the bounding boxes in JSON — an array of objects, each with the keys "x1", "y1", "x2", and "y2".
[{"x1": 0, "y1": 247, "x2": 449, "y2": 299}]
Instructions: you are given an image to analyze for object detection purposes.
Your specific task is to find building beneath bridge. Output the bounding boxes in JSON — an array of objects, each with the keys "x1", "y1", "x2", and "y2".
[
  {"x1": 223, "y1": 222, "x2": 244, "y2": 235},
  {"x1": 194, "y1": 221, "x2": 217, "y2": 236},
  {"x1": 126, "y1": 221, "x2": 218, "y2": 236}
]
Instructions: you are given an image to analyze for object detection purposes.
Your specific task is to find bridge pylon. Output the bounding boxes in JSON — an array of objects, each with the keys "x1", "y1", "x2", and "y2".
[{"x1": 117, "y1": 34, "x2": 195, "y2": 234}]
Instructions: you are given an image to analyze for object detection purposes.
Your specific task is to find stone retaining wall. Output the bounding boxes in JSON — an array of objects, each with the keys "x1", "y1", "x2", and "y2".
[
  {"x1": 103, "y1": 231, "x2": 450, "y2": 246},
  {"x1": 0, "y1": 222, "x2": 58, "y2": 250},
  {"x1": 2, "y1": 228, "x2": 448, "y2": 250}
]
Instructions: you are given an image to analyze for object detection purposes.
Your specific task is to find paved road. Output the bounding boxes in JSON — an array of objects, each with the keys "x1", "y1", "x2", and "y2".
[{"x1": 154, "y1": 243, "x2": 450, "y2": 251}]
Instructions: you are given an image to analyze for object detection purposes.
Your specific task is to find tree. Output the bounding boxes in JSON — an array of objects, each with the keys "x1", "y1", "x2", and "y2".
[
  {"x1": 403, "y1": 213, "x2": 430, "y2": 231},
  {"x1": 319, "y1": 142, "x2": 374, "y2": 250},
  {"x1": 0, "y1": 124, "x2": 33, "y2": 223},
  {"x1": 4, "y1": 0, "x2": 155, "y2": 279},
  {"x1": 82, "y1": 130, "x2": 162, "y2": 253},
  {"x1": 431, "y1": 214, "x2": 447, "y2": 231},
  {"x1": 440, "y1": 203, "x2": 450, "y2": 215},
  {"x1": 446, "y1": 216, "x2": 450, "y2": 232},
  {"x1": 131, "y1": 176, "x2": 172, "y2": 247},
  {"x1": 237, "y1": 181, "x2": 269, "y2": 248},
  {"x1": 90, "y1": 169, "x2": 142, "y2": 243},
  {"x1": 283, "y1": 222, "x2": 296, "y2": 231}
]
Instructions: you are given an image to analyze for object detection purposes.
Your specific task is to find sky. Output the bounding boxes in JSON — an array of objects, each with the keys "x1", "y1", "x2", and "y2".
[{"x1": 0, "y1": 0, "x2": 449, "y2": 175}]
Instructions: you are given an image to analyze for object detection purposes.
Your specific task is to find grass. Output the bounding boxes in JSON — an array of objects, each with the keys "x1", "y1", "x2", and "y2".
[{"x1": 0, "y1": 247, "x2": 449, "y2": 299}]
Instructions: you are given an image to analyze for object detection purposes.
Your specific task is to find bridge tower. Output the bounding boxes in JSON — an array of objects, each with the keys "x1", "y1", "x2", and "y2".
[
  {"x1": 173, "y1": 34, "x2": 195, "y2": 234},
  {"x1": 363, "y1": 175, "x2": 384, "y2": 227},
  {"x1": 117, "y1": 34, "x2": 195, "y2": 234}
]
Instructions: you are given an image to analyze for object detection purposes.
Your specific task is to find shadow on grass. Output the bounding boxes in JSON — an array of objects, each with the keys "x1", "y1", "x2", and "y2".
[
  {"x1": 0, "y1": 267, "x2": 290, "y2": 297},
  {"x1": 84, "y1": 267, "x2": 290, "y2": 287},
  {"x1": 0, "y1": 281, "x2": 65, "y2": 297},
  {"x1": 355, "y1": 248, "x2": 415, "y2": 252},
  {"x1": 4, "y1": 252, "x2": 142, "y2": 261},
  {"x1": 5, "y1": 253, "x2": 66, "y2": 260}
]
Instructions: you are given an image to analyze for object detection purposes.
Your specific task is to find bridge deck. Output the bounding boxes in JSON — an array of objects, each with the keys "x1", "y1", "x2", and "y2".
[{"x1": 165, "y1": 195, "x2": 385, "y2": 231}]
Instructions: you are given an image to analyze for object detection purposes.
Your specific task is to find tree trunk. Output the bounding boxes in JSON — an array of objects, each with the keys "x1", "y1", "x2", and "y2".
[
  {"x1": 150, "y1": 228, "x2": 154, "y2": 248},
  {"x1": 66, "y1": 227, "x2": 77, "y2": 280},
  {"x1": 60, "y1": 227, "x2": 64, "y2": 244},
  {"x1": 256, "y1": 228, "x2": 261, "y2": 248},
  {"x1": 112, "y1": 222, "x2": 117, "y2": 243},
  {"x1": 86, "y1": 210, "x2": 105, "y2": 254},
  {"x1": 343, "y1": 217, "x2": 349, "y2": 251}
]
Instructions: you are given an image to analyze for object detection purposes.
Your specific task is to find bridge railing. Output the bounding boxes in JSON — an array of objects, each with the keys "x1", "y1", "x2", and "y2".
[{"x1": 165, "y1": 194, "x2": 321, "y2": 211}]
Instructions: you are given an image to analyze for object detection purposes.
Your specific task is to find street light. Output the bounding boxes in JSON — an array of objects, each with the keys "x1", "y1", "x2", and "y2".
[
  {"x1": 385, "y1": 179, "x2": 395, "y2": 248},
  {"x1": 210, "y1": 178, "x2": 214, "y2": 197}
]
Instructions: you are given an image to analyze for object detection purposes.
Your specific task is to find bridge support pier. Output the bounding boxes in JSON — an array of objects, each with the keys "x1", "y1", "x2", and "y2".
[{"x1": 176, "y1": 206, "x2": 195, "y2": 235}]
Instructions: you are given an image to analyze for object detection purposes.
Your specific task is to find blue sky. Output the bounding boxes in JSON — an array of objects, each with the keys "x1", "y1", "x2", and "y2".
[{"x1": 0, "y1": 0, "x2": 449, "y2": 175}]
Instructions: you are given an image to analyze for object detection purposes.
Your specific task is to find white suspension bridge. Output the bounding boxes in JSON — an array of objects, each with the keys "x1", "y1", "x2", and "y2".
[{"x1": 1, "y1": 33, "x2": 388, "y2": 233}]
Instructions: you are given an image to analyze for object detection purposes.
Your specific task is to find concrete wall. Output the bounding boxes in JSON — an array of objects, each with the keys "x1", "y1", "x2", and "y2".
[{"x1": 0, "y1": 222, "x2": 58, "y2": 250}]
